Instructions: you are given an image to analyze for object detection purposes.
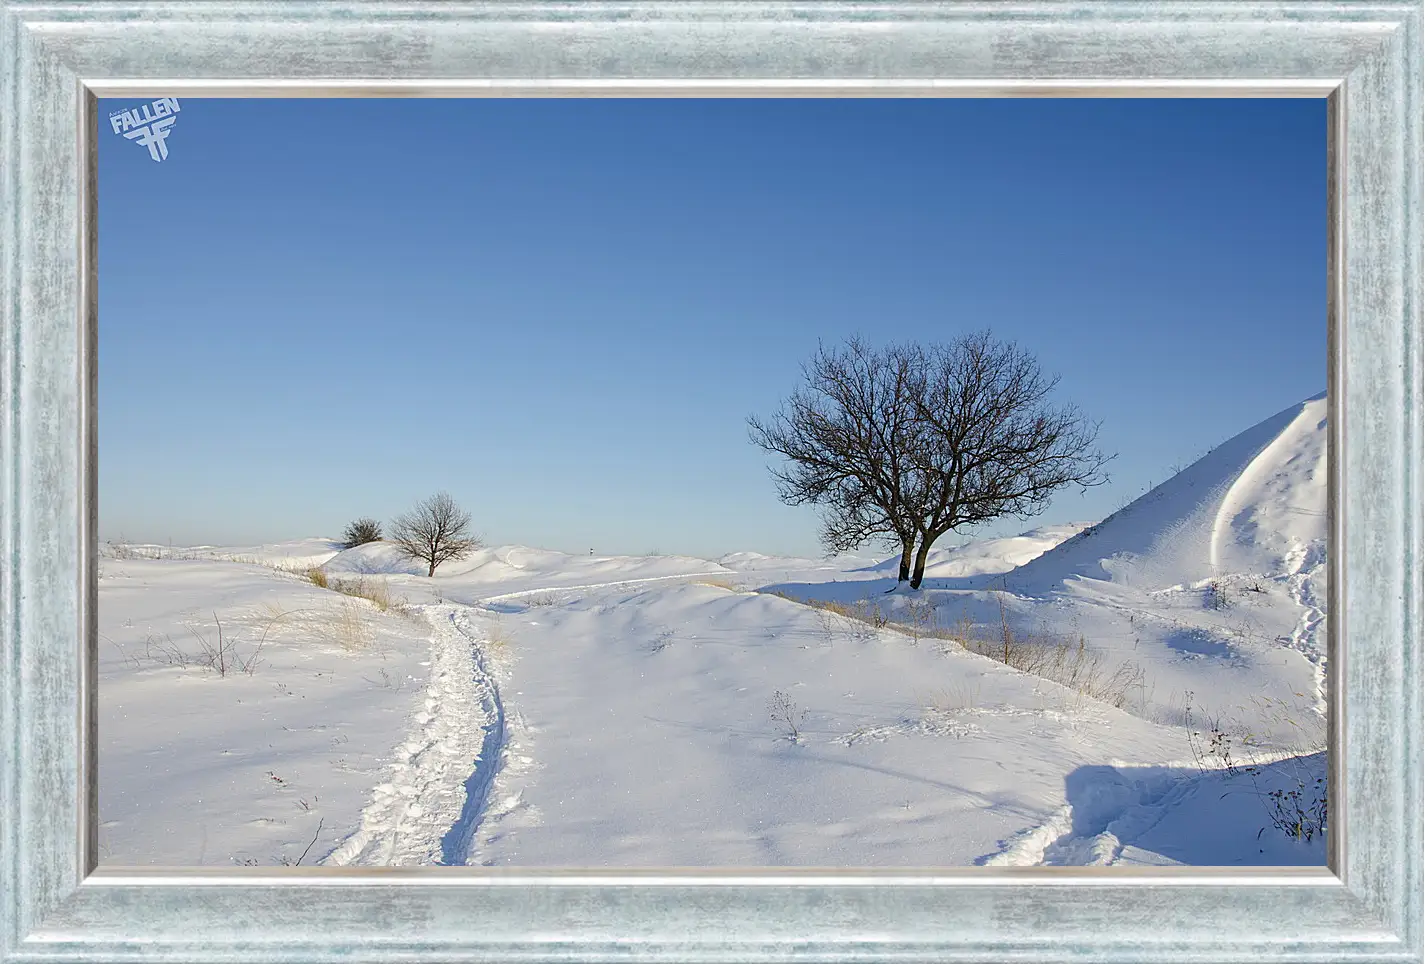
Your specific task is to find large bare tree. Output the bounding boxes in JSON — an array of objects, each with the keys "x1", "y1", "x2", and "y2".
[
  {"x1": 750, "y1": 332, "x2": 1111, "y2": 590},
  {"x1": 900, "y1": 331, "x2": 1111, "y2": 588},
  {"x1": 748, "y1": 337, "x2": 927, "y2": 582},
  {"x1": 390, "y1": 491, "x2": 481, "y2": 578}
]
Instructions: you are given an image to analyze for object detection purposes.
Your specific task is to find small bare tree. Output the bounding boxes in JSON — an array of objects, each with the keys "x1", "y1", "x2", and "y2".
[{"x1": 390, "y1": 492, "x2": 481, "y2": 578}]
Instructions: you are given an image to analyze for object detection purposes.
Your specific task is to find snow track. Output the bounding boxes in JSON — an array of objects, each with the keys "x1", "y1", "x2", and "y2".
[
  {"x1": 322, "y1": 604, "x2": 505, "y2": 867},
  {"x1": 437, "y1": 608, "x2": 506, "y2": 865},
  {"x1": 976, "y1": 772, "x2": 1185, "y2": 868},
  {"x1": 1282, "y1": 542, "x2": 1328, "y2": 718}
]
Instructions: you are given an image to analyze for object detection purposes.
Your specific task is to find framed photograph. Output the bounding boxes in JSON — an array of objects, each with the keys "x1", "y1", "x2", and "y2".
[{"x1": 2, "y1": 2, "x2": 1420, "y2": 962}]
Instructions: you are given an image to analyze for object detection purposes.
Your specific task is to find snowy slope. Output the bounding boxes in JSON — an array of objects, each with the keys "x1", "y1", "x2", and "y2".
[
  {"x1": 98, "y1": 557, "x2": 436, "y2": 866},
  {"x1": 324, "y1": 542, "x2": 732, "y2": 599},
  {"x1": 105, "y1": 538, "x2": 344, "y2": 570},
  {"x1": 861, "y1": 524, "x2": 1093, "y2": 581},
  {"x1": 989, "y1": 393, "x2": 1330, "y2": 744},
  {"x1": 1006, "y1": 393, "x2": 1327, "y2": 593},
  {"x1": 437, "y1": 580, "x2": 1192, "y2": 867},
  {"x1": 100, "y1": 397, "x2": 1329, "y2": 868}
]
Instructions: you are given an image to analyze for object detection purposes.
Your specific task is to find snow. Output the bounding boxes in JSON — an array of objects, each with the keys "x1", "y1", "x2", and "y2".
[
  {"x1": 856, "y1": 523, "x2": 1095, "y2": 580},
  {"x1": 99, "y1": 393, "x2": 1328, "y2": 868},
  {"x1": 103, "y1": 537, "x2": 345, "y2": 571},
  {"x1": 97, "y1": 557, "x2": 433, "y2": 866}
]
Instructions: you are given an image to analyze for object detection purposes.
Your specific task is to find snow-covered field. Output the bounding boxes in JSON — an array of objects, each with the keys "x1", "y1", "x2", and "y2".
[{"x1": 99, "y1": 394, "x2": 1329, "y2": 868}]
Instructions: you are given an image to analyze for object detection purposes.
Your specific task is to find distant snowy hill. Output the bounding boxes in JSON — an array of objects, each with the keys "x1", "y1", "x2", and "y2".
[
  {"x1": 323, "y1": 541, "x2": 732, "y2": 603},
  {"x1": 862, "y1": 523, "x2": 1093, "y2": 580},
  {"x1": 101, "y1": 537, "x2": 344, "y2": 570}
]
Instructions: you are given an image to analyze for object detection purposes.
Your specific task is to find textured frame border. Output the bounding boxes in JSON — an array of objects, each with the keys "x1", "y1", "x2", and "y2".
[{"x1": 1, "y1": 3, "x2": 1421, "y2": 962}]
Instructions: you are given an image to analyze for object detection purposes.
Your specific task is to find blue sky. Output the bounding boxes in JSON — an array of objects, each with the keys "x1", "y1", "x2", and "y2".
[{"x1": 98, "y1": 98, "x2": 1325, "y2": 559}]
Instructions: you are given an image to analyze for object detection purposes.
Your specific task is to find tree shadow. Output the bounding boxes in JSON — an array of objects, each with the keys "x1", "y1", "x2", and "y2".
[{"x1": 1016, "y1": 755, "x2": 1328, "y2": 867}]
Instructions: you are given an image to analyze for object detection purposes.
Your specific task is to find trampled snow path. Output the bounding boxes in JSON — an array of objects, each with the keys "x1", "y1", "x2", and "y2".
[
  {"x1": 1283, "y1": 542, "x2": 1328, "y2": 719},
  {"x1": 323, "y1": 573, "x2": 731, "y2": 867},
  {"x1": 322, "y1": 605, "x2": 505, "y2": 867},
  {"x1": 437, "y1": 608, "x2": 507, "y2": 864}
]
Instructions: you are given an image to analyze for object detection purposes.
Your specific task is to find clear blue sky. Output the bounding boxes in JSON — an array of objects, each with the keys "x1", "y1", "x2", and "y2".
[{"x1": 97, "y1": 98, "x2": 1326, "y2": 559}]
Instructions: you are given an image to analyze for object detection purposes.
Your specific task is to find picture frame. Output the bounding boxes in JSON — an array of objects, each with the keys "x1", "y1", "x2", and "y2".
[{"x1": 2, "y1": 1, "x2": 1420, "y2": 960}]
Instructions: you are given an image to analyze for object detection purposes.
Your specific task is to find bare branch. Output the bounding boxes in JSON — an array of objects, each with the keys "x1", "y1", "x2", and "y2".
[
  {"x1": 389, "y1": 492, "x2": 482, "y2": 578},
  {"x1": 750, "y1": 332, "x2": 1113, "y2": 589}
]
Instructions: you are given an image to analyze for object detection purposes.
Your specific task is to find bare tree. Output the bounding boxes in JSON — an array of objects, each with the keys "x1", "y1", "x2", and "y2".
[
  {"x1": 748, "y1": 337, "x2": 926, "y2": 582},
  {"x1": 750, "y1": 333, "x2": 1111, "y2": 590},
  {"x1": 389, "y1": 492, "x2": 481, "y2": 578},
  {"x1": 901, "y1": 331, "x2": 1111, "y2": 588}
]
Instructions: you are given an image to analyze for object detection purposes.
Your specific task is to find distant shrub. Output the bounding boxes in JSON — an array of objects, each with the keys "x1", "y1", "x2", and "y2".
[{"x1": 341, "y1": 517, "x2": 383, "y2": 549}]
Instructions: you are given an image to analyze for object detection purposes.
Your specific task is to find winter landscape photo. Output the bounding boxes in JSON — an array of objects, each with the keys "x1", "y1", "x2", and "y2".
[{"x1": 97, "y1": 98, "x2": 1328, "y2": 868}]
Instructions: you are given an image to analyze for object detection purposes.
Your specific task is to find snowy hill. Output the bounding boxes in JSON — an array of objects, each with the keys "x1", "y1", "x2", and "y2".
[
  {"x1": 103, "y1": 537, "x2": 344, "y2": 570},
  {"x1": 1006, "y1": 393, "x2": 1327, "y2": 593},
  {"x1": 990, "y1": 392, "x2": 1329, "y2": 743},
  {"x1": 861, "y1": 523, "x2": 1093, "y2": 580},
  {"x1": 323, "y1": 541, "x2": 733, "y2": 602}
]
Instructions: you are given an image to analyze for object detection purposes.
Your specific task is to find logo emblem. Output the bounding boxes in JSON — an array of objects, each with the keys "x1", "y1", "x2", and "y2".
[{"x1": 109, "y1": 98, "x2": 181, "y2": 162}]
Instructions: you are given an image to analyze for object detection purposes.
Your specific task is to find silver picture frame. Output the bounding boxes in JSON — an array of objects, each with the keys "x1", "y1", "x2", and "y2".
[{"x1": 2, "y1": 2, "x2": 1420, "y2": 961}]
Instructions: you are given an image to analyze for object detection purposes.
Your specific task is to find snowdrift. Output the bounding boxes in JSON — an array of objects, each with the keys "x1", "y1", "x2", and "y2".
[
  {"x1": 1005, "y1": 393, "x2": 1327, "y2": 593},
  {"x1": 102, "y1": 537, "x2": 344, "y2": 570},
  {"x1": 323, "y1": 541, "x2": 734, "y2": 603},
  {"x1": 862, "y1": 523, "x2": 1092, "y2": 580}
]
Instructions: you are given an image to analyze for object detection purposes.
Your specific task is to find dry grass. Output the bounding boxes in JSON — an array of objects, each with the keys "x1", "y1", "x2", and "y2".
[
  {"x1": 483, "y1": 614, "x2": 512, "y2": 659},
  {"x1": 788, "y1": 593, "x2": 961, "y2": 647},
  {"x1": 306, "y1": 567, "x2": 330, "y2": 589},
  {"x1": 123, "y1": 612, "x2": 269, "y2": 677},
  {"x1": 246, "y1": 598, "x2": 391, "y2": 655},
  {"x1": 803, "y1": 598, "x2": 892, "y2": 643},
  {"x1": 692, "y1": 578, "x2": 741, "y2": 593},
  {"x1": 311, "y1": 599, "x2": 377, "y2": 653},
  {"x1": 919, "y1": 679, "x2": 984, "y2": 714},
  {"x1": 329, "y1": 575, "x2": 404, "y2": 613},
  {"x1": 762, "y1": 587, "x2": 1145, "y2": 710},
  {"x1": 955, "y1": 597, "x2": 1146, "y2": 709}
]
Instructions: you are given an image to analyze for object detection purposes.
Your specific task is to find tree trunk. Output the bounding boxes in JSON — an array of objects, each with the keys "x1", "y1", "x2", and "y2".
[
  {"x1": 428, "y1": 559, "x2": 437, "y2": 578},
  {"x1": 909, "y1": 536, "x2": 934, "y2": 590},
  {"x1": 897, "y1": 538, "x2": 914, "y2": 583}
]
